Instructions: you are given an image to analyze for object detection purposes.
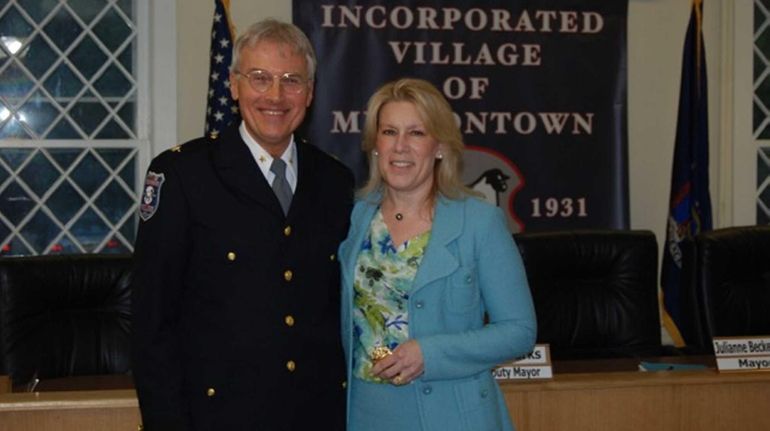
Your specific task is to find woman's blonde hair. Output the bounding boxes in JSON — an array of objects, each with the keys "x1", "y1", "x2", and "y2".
[{"x1": 359, "y1": 78, "x2": 476, "y2": 200}]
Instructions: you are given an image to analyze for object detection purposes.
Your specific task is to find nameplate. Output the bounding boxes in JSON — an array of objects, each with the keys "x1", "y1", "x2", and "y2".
[
  {"x1": 512, "y1": 344, "x2": 550, "y2": 365},
  {"x1": 493, "y1": 344, "x2": 553, "y2": 380},
  {"x1": 713, "y1": 336, "x2": 770, "y2": 373}
]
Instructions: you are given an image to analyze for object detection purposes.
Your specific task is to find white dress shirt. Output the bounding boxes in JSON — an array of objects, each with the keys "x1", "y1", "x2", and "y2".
[{"x1": 239, "y1": 122, "x2": 298, "y2": 193}]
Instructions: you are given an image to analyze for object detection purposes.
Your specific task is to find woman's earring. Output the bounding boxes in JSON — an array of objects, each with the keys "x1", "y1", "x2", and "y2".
[
  {"x1": 372, "y1": 150, "x2": 379, "y2": 157},
  {"x1": 436, "y1": 152, "x2": 443, "y2": 159}
]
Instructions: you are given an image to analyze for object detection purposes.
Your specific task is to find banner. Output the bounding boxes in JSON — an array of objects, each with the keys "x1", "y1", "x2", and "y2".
[{"x1": 294, "y1": 1, "x2": 629, "y2": 232}]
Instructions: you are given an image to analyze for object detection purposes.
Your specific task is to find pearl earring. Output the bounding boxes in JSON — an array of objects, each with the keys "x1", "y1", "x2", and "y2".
[
  {"x1": 436, "y1": 153, "x2": 443, "y2": 159},
  {"x1": 372, "y1": 150, "x2": 379, "y2": 157}
]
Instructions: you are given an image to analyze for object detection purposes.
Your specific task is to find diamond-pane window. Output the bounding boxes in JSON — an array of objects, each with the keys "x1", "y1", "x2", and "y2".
[
  {"x1": 118, "y1": 102, "x2": 135, "y2": 131},
  {"x1": 759, "y1": 2, "x2": 769, "y2": 29},
  {"x1": 0, "y1": 5, "x2": 33, "y2": 37},
  {"x1": 18, "y1": 150, "x2": 58, "y2": 197},
  {"x1": 0, "y1": 0, "x2": 141, "y2": 256},
  {"x1": 0, "y1": 147, "x2": 32, "y2": 170},
  {"x1": 70, "y1": 100, "x2": 108, "y2": 137},
  {"x1": 0, "y1": 220, "x2": 10, "y2": 249},
  {"x1": 118, "y1": 47, "x2": 132, "y2": 71},
  {"x1": 0, "y1": 0, "x2": 137, "y2": 140},
  {"x1": 103, "y1": 234, "x2": 130, "y2": 254},
  {"x1": 757, "y1": 1, "x2": 770, "y2": 223},
  {"x1": 0, "y1": 117, "x2": 31, "y2": 139},
  {"x1": 47, "y1": 147, "x2": 83, "y2": 170},
  {"x1": 755, "y1": 51, "x2": 765, "y2": 82},
  {"x1": 118, "y1": 0, "x2": 131, "y2": 16},
  {"x1": 119, "y1": 217, "x2": 136, "y2": 245},
  {"x1": 0, "y1": 163, "x2": 9, "y2": 185},
  {"x1": 94, "y1": 63, "x2": 131, "y2": 97},
  {"x1": 757, "y1": 24, "x2": 770, "y2": 55},
  {"x1": 18, "y1": 92, "x2": 60, "y2": 136},
  {"x1": 95, "y1": 179, "x2": 133, "y2": 225},
  {"x1": 96, "y1": 148, "x2": 131, "y2": 169},
  {"x1": 44, "y1": 63, "x2": 85, "y2": 98},
  {"x1": 47, "y1": 118, "x2": 81, "y2": 139},
  {"x1": 69, "y1": 0, "x2": 107, "y2": 24},
  {"x1": 118, "y1": 156, "x2": 134, "y2": 188},
  {"x1": 759, "y1": 147, "x2": 770, "y2": 224},
  {"x1": 20, "y1": 209, "x2": 58, "y2": 253},
  {"x1": 19, "y1": 35, "x2": 57, "y2": 79},
  {"x1": 69, "y1": 36, "x2": 106, "y2": 79},
  {"x1": 0, "y1": 62, "x2": 34, "y2": 99},
  {"x1": 95, "y1": 119, "x2": 129, "y2": 139},
  {"x1": 71, "y1": 207, "x2": 109, "y2": 252},
  {"x1": 47, "y1": 181, "x2": 84, "y2": 225},
  {"x1": 17, "y1": 0, "x2": 57, "y2": 24},
  {"x1": 0, "y1": 180, "x2": 34, "y2": 224},
  {"x1": 71, "y1": 150, "x2": 108, "y2": 195},
  {"x1": 3, "y1": 236, "x2": 31, "y2": 256},
  {"x1": 93, "y1": 6, "x2": 131, "y2": 52},
  {"x1": 43, "y1": 7, "x2": 81, "y2": 51},
  {"x1": 757, "y1": 1, "x2": 770, "y2": 138},
  {"x1": 50, "y1": 235, "x2": 81, "y2": 254}
]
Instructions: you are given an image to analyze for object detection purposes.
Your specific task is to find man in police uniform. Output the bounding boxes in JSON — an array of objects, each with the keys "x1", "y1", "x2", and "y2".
[{"x1": 131, "y1": 19, "x2": 352, "y2": 430}]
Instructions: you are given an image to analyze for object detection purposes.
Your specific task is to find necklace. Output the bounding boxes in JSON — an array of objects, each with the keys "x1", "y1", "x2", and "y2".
[{"x1": 395, "y1": 212, "x2": 403, "y2": 221}]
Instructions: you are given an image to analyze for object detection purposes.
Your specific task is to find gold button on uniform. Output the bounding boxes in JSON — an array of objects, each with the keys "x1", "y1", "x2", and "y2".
[
  {"x1": 284, "y1": 270, "x2": 293, "y2": 281},
  {"x1": 206, "y1": 388, "x2": 216, "y2": 397},
  {"x1": 284, "y1": 315, "x2": 295, "y2": 327},
  {"x1": 284, "y1": 226, "x2": 292, "y2": 236},
  {"x1": 226, "y1": 252, "x2": 236, "y2": 261},
  {"x1": 341, "y1": 381, "x2": 347, "y2": 389},
  {"x1": 286, "y1": 360, "x2": 296, "y2": 372},
  {"x1": 329, "y1": 254, "x2": 336, "y2": 261}
]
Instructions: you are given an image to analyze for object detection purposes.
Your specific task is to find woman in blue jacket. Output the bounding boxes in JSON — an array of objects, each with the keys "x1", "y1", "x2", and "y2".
[{"x1": 339, "y1": 78, "x2": 537, "y2": 431}]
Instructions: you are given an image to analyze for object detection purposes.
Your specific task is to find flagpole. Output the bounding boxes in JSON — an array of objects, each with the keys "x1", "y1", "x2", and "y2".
[{"x1": 221, "y1": 0, "x2": 237, "y2": 39}]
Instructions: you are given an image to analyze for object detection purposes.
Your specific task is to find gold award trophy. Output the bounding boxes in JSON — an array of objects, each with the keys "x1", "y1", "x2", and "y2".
[{"x1": 370, "y1": 346, "x2": 393, "y2": 364}]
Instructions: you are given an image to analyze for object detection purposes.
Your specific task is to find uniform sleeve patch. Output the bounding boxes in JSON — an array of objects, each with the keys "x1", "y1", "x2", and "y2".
[{"x1": 139, "y1": 171, "x2": 165, "y2": 221}]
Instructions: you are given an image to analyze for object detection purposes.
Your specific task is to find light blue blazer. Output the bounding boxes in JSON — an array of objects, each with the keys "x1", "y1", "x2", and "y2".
[{"x1": 339, "y1": 194, "x2": 537, "y2": 431}]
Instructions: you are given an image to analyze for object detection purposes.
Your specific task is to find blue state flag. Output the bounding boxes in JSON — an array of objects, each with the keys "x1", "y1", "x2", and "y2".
[
  {"x1": 661, "y1": 0, "x2": 713, "y2": 347},
  {"x1": 204, "y1": 0, "x2": 240, "y2": 137}
]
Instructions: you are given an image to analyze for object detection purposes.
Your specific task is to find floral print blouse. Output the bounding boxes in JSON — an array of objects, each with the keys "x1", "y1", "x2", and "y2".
[{"x1": 352, "y1": 210, "x2": 431, "y2": 383}]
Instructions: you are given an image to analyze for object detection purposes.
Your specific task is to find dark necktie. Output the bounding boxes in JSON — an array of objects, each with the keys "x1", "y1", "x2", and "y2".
[{"x1": 270, "y1": 158, "x2": 292, "y2": 215}]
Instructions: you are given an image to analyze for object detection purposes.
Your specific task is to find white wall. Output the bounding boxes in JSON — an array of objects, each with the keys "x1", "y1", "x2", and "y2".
[
  {"x1": 176, "y1": 1, "x2": 290, "y2": 144},
  {"x1": 174, "y1": 0, "x2": 746, "y2": 245},
  {"x1": 628, "y1": 0, "x2": 726, "y2": 243}
]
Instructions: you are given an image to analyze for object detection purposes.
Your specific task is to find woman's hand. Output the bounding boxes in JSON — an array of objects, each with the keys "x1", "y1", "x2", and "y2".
[{"x1": 371, "y1": 339, "x2": 425, "y2": 385}]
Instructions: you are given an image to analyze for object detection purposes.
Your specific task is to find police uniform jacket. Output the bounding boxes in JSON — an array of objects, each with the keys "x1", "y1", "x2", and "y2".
[{"x1": 131, "y1": 125, "x2": 353, "y2": 431}]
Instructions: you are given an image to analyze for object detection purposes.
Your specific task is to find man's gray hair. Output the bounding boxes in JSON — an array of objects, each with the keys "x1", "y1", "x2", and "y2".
[{"x1": 231, "y1": 18, "x2": 317, "y2": 79}]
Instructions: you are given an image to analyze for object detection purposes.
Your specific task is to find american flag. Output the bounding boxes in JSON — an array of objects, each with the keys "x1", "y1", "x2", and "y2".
[{"x1": 204, "y1": 0, "x2": 240, "y2": 138}]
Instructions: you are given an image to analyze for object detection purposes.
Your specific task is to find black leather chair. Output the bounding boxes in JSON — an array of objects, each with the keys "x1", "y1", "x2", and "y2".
[
  {"x1": 0, "y1": 254, "x2": 133, "y2": 388},
  {"x1": 514, "y1": 230, "x2": 662, "y2": 360},
  {"x1": 680, "y1": 226, "x2": 770, "y2": 353}
]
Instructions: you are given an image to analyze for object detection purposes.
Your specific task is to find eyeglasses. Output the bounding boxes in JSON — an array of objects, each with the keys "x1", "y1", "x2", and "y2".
[{"x1": 234, "y1": 69, "x2": 310, "y2": 94}]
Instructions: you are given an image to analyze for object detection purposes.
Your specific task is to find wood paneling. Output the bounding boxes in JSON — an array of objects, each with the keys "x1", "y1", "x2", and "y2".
[
  {"x1": 0, "y1": 390, "x2": 140, "y2": 431},
  {"x1": 501, "y1": 369, "x2": 770, "y2": 431},
  {"x1": 1, "y1": 369, "x2": 769, "y2": 430}
]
